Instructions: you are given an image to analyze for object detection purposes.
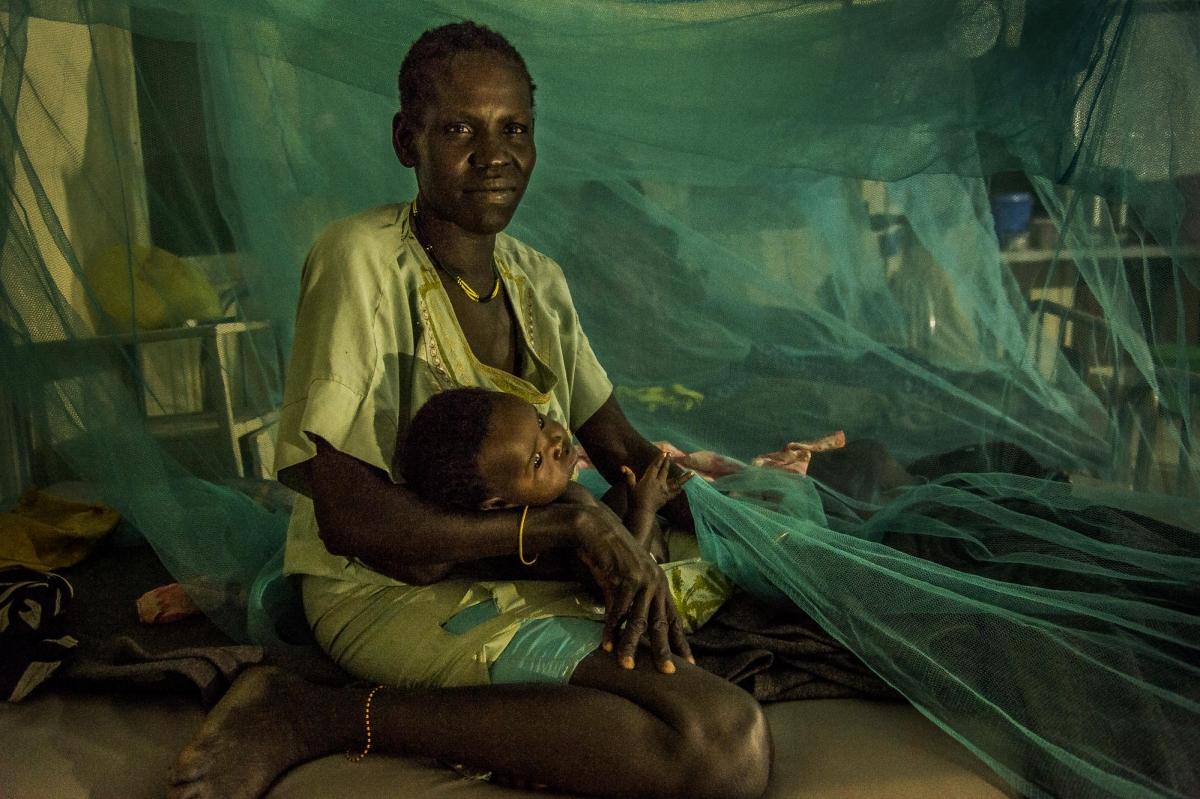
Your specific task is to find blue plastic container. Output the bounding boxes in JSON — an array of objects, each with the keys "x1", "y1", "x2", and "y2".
[{"x1": 990, "y1": 192, "x2": 1034, "y2": 236}]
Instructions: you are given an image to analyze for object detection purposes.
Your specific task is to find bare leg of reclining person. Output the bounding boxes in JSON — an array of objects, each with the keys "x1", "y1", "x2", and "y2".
[
  {"x1": 806, "y1": 438, "x2": 921, "y2": 508},
  {"x1": 168, "y1": 649, "x2": 771, "y2": 799}
]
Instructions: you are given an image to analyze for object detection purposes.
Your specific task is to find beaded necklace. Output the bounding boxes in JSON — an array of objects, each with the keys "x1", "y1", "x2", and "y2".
[{"x1": 411, "y1": 202, "x2": 501, "y2": 303}]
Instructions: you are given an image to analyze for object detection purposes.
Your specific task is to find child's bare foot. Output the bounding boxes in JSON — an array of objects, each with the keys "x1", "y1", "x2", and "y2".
[{"x1": 167, "y1": 666, "x2": 341, "y2": 799}]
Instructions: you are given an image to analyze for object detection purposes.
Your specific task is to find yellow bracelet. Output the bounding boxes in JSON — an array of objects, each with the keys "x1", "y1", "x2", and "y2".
[
  {"x1": 517, "y1": 505, "x2": 537, "y2": 565},
  {"x1": 346, "y1": 684, "x2": 385, "y2": 763}
]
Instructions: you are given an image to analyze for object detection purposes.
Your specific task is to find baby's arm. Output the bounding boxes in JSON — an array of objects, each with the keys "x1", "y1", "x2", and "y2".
[{"x1": 608, "y1": 451, "x2": 692, "y2": 563}]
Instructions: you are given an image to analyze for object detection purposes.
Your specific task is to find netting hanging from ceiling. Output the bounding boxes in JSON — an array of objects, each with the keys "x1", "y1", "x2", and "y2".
[{"x1": 2, "y1": 1, "x2": 1198, "y2": 797}]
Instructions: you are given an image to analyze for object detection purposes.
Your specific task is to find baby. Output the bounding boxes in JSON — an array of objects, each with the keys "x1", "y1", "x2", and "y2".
[
  {"x1": 402, "y1": 387, "x2": 732, "y2": 632},
  {"x1": 401, "y1": 387, "x2": 691, "y2": 564}
]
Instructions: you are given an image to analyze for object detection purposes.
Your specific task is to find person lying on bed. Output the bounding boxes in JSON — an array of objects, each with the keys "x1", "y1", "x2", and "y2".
[{"x1": 169, "y1": 20, "x2": 771, "y2": 799}]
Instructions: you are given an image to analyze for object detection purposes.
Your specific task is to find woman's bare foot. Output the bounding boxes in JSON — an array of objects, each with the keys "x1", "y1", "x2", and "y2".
[{"x1": 168, "y1": 666, "x2": 348, "y2": 799}]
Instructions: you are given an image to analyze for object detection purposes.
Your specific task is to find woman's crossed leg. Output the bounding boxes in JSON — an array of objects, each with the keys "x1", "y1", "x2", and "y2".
[{"x1": 168, "y1": 650, "x2": 771, "y2": 799}]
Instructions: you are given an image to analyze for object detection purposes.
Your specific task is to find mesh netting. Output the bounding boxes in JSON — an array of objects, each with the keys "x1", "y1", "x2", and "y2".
[{"x1": 2, "y1": 1, "x2": 1198, "y2": 796}]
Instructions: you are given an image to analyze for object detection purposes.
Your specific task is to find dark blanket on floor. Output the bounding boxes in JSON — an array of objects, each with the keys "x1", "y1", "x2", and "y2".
[
  {"x1": 689, "y1": 591, "x2": 900, "y2": 702},
  {"x1": 28, "y1": 537, "x2": 898, "y2": 708},
  {"x1": 42, "y1": 541, "x2": 349, "y2": 706}
]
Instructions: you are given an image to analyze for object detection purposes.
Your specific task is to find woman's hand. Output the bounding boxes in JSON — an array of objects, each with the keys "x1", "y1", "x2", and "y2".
[
  {"x1": 621, "y1": 452, "x2": 694, "y2": 515},
  {"x1": 572, "y1": 503, "x2": 693, "y2": 674}
]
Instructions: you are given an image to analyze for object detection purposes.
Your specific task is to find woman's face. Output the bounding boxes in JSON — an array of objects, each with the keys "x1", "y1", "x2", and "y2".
[
  {"x1": 477, "y1": 394, "x2": 577, "y2": 508},
  {"x1": 396, "y1": 50, "x2": 535, "y2": 236}
]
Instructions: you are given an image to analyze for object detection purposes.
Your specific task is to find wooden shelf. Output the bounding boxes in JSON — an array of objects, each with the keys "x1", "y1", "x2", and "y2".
[
  {"x1": 146, "y1": 409, "x2": 278, "y2": 440},
  {"x1": 29, "y1": 320, "x2": 266, "y2": 349},
  {"x1": 28, "y1": 319, "x2": 281, "y2": 480},
  {"x1": 1002, "y1": 245, "x2": 1199, "y2": 264},
  {"x1": 106, "y1": 319, "x2": 268, "y2": 344}
]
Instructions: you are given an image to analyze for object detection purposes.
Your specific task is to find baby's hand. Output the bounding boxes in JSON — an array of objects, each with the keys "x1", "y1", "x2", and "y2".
[{"x1": 621, "y1": 451, "x2": 694, "y2": 514}]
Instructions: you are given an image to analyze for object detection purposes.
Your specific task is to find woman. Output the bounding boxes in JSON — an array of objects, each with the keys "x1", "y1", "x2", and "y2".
[{"x1": 169, "y1": 21, "x2": 770, "y2": 799}]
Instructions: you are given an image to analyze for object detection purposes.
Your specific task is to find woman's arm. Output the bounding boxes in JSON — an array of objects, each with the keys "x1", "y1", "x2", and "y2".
[
  {"x1": 307, "y1": 435, "x2": 691, "y2": 670},
  {"x1": 309, "y1": 436, "x2": 595, "y2": 582}
]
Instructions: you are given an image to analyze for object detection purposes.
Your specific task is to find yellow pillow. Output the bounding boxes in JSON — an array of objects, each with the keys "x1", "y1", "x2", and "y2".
[{"x1": 86, "y1": 244, "x2": 222, "y2": 331}]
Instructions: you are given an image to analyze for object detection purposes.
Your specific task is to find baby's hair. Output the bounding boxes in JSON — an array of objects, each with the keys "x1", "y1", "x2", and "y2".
[
  {"x1": 398, "y1": 21, "x2": 537, "y2": 126},
  {"x1": 403, "y1": 387, "x2": 501, "y2": 510}
]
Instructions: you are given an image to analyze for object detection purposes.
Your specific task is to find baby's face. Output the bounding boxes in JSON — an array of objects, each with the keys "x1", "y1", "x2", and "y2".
[{"x1": 477, "y1": 394, "x2": 577, "y2": 508}]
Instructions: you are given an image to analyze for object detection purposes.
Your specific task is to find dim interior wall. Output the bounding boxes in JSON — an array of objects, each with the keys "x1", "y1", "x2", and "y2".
[
  {"x1": 1, "y1": 15, "x2": 150, "y2": 490},
  {"x1": 5, "y1": 15, "x2": 150, "y2": 342}
]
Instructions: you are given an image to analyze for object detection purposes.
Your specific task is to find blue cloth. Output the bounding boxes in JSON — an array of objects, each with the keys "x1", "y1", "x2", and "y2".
[{"x1": 443, "y1": 598, "x2": 602, "y2": 684}]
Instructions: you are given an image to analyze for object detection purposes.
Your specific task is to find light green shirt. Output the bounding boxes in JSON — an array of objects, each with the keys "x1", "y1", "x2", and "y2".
[{"x1": 276, "y1": 202, "x2": 613, "y2": 582}]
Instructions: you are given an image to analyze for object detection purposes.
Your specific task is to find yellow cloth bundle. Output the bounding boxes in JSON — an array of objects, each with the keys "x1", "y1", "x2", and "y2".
[{"x1": 0, "y1": 491, "x2": 120, "y2": 571}]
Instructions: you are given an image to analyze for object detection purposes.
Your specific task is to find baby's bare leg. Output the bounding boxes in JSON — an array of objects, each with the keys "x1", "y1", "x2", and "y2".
[{"x1": 807, "y1": 438, "x2": 918, "y2": 505}]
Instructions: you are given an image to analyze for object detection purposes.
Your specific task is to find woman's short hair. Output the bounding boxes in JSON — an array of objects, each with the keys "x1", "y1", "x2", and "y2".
[
  {"x1": 398, "y1": 21, "x2": 537, "y2": 125},
  {"x1": 402, "y1": 387, "x2": 502, "y2": 510}
]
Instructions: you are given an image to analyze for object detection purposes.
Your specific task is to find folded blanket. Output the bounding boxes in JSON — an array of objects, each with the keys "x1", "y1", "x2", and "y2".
[
  {"x1": 59, "y1": 635, "x2": 263, "y2": 706},
  {"x1": 689, "y1": 591, "x2": 899, "y2": 703},
  {"x1": 58, "y1": 541, "x2": 350, "y2": 698}
]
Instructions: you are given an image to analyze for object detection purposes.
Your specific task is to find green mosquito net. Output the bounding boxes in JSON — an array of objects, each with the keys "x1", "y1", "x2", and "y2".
[{"x1": 3, "y1": 1, "x2": 1198, "y2": 796}]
